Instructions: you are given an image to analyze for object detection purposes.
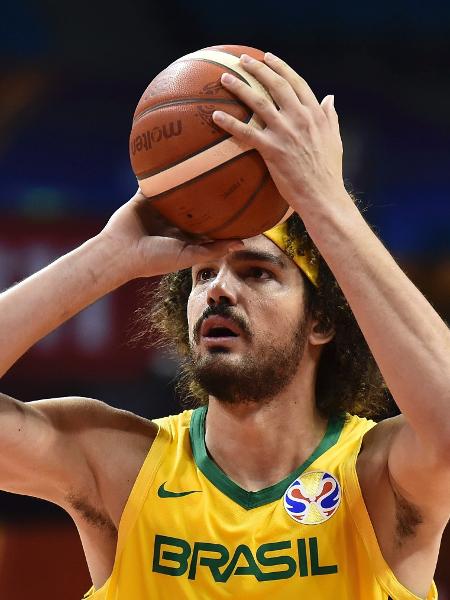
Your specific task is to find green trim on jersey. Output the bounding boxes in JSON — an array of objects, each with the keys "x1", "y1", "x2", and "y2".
[{"x1": 190, "y1": 406, "x2": 345, "y2": 510}]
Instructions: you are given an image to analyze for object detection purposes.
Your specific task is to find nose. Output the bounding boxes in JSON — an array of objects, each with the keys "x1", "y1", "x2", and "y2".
[{"x1": 207, "y1": 270, "x2": 238, "y2": 308}]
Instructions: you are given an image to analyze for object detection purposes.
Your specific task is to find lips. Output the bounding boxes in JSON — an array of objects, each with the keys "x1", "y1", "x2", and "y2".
[{"x1": 200, "y1": 316, "x2": 242, "y2": 339}]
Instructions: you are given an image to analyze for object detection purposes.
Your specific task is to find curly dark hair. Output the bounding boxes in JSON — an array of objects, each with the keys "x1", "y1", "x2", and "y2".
[{"x1": 134, "y1": 210, "x2": 391, "y2": 420}]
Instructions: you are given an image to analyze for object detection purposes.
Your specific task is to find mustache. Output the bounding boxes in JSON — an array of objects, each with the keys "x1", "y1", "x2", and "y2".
[{"x1": 193, "y1": 303, "x2": 252, "y2": 343}]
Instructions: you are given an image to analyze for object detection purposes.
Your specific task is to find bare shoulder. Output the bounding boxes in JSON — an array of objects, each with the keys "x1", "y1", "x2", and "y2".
[
  {"x1": 357, "y1": 413, "x2": 403, "y2": 462},
  {"x1": 35, "y1": 397, "x2": 158, "y2": 585},
  {"x1": 33, "y1": 396, "x2": 157, "y2": 469},
  {"x1": 359, "y1": 413, "x2": 450, "y2": 517},
  {"x1": 357, "y1": 415, "x2": 444, "y2": 596},
  {"x1": 357, "y1": 413, "x2": 426, "y2": 523},
  {"x1": 33, "y1": 395, "x2": 155, "y2": 433},
  {"x1": 35, "y1": 396, "x2": 158, "y2": 524},
  {"x1": 356, "y1": 415, "x2": 402, "y2": 532}
]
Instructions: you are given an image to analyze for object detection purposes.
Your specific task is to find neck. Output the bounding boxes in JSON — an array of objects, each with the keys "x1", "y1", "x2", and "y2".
[{"x1": 204, "y1": 355, "x2": 328, "y2": 492}]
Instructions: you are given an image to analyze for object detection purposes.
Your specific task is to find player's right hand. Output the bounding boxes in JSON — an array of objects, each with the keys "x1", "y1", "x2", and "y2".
[{"x1": 99, "y1": 189, "x2": 243, "y2": 279}]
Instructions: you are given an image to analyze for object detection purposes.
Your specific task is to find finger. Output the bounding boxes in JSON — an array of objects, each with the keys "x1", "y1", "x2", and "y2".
[
  {"x1": 263, "y1": 52, "x2": 320, "y2": 109},
  {"x1": 134, "y1": 200, "x2": 178, "y2": 237},
  {"x1": 178, "y1": 239, "x2": 244, "y2": 269},
  {"x1": 170, "y1": 229, "x2": 214, "y2": 244},
  {"x1": 220, "y1": 72, "x2": 279, "y2": 127},
  {"x1": 212, "y1": 110, "x2": 264, "y2": 148},
  {"x1": 198, "y1": 239, "x2": 244, "y2": 255},
  {"x1": 238, "y1": 54, "x2": 300, "y2": 113},
  {"x1": 321, "y1": 95, "x2": 340, "y2": 134},
  {"x1": 134, "y1": 197, "x2": 231, "y2": 245},
  {"x1": 133, "y1": 199, "x2": 200, "y2": 242}
]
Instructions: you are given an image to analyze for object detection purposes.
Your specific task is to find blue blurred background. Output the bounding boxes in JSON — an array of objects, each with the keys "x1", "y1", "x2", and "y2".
[{"x1": 0, "y1": 1, "x2": 449, "y2": 597}]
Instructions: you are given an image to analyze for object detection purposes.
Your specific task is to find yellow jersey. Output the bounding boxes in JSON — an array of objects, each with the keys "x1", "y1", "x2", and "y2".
[{"x1": 83, "y1": 407, "x2": 437, "y2": 599}]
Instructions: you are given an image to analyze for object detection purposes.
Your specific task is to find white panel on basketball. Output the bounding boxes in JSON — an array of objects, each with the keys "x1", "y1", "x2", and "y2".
[{"x1": 138, "y1": 49, "x2": 274, "y2": 199}]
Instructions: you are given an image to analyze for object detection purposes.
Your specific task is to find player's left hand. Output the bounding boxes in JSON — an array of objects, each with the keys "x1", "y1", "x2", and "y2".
[{"x1": 212, "y1": 53, "x2": 349, "y2": 217}]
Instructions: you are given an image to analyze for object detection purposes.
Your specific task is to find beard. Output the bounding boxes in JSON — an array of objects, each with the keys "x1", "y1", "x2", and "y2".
[{"x1": 187, "y1": 303, "x2": 308, "y2": 405}]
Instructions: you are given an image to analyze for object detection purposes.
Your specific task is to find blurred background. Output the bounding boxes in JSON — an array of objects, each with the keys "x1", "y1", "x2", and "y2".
[{"x1": 0, "y1": 0, "x2": 449, "y2": 597}]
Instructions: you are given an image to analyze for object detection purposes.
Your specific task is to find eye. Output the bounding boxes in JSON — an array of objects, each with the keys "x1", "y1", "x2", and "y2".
[
  {"x1": 247, "y1": 267, "x2": 272, "y2": 280},
  {"x1": 196, "y1": 268, "x2": 216, "y2": 282}
]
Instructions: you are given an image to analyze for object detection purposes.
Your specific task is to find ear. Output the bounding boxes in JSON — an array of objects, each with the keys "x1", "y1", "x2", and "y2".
[{"x1": 308, "y1": 317, "x2": 335, "y2": 346}]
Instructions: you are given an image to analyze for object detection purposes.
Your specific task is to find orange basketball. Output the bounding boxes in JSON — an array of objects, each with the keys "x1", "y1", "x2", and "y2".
[{"x1": 129, "y1": 45, "x2": 291, "y2": 239}]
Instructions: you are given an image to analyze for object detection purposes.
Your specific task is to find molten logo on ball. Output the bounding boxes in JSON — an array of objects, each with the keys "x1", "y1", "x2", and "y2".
[
  {"x1": 284, "y1": 471, "x2": 341, "y2": 525},
  {"x1": 130, "y1": 120, "x2": 182, "y2": 155}
]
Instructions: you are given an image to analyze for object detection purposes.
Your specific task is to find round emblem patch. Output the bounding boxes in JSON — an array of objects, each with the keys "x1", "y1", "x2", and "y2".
[{"x1": 283, "y1": 470, "x2": 341, "y2": 524}]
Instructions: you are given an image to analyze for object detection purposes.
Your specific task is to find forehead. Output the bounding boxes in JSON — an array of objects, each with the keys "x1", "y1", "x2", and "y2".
[
  {"x1": 242, "y1": 234, "x2": 292, "y2": 263},
  {"x1": 194, "y1": 234, "x2": 297, "y2": 271}
]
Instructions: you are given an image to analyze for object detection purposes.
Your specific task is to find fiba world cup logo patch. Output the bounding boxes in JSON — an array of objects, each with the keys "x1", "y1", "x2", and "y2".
[{"x1": 283, "y1": 471, "x2": 341, "y2": 525}]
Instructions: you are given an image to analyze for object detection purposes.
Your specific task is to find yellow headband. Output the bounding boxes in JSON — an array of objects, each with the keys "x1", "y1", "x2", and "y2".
[{"x1": 263, "y1": 221, "x2": 319, "y2": 287}]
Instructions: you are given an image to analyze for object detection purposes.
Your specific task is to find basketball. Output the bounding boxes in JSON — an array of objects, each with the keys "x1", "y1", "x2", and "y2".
[{"x1": 129, "y1": 45, "x2": 291, "y2": 240}]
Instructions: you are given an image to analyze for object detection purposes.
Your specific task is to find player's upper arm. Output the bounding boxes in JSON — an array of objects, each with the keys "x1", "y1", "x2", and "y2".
[
  {"x1": 0, "y1": 393, "x2": 140, "y2": 507},
  {"x1": 387, "y1": 415, "x2": 450, "y2": 529}
]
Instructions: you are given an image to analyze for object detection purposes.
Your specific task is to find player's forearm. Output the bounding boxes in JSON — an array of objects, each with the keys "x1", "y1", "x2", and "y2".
[
  {"x1": 304, "y1": 196, "x2": 450, "y2": 449},
  {"x1": 0, "y1": 234, "x2": 129, "y2": 378}
]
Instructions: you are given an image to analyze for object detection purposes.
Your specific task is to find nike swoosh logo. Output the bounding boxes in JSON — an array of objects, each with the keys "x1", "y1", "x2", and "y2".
[{"x1": 157, "y1": 481, "x2": 202, "y2": 498}]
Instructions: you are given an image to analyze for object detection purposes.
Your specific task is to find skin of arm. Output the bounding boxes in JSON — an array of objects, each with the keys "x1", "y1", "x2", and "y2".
[
  {"x1": 0, "y1": 195, "x2": 242, "y2": 379},
  {"x1": 0, "y1": 235, "x2": 130, "y2": 379},
  {"x1": 212, "y1": 53, "x2": 450, "y2": 521},
  {"x1": 0, "y1": 192, "x2": 242, "y2": 499}
]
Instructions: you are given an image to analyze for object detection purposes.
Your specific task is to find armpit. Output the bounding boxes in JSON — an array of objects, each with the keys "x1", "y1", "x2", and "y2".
[
  {"x1": 66, "y1": 492, "x2": 117, "y2": 536},
  {"x1": 393, "y1": 488, "x2": 423, "y2": 547}
]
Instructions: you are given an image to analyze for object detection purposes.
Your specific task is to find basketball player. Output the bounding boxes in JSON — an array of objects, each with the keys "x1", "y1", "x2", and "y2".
[{"x1": 0, "y1": 53, "x2": 448, "y2": 599}]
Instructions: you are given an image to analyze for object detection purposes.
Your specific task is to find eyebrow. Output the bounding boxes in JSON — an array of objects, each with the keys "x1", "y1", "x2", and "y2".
[{"x1": 230, "y1": 249, "x2": 286, "y2": 269}]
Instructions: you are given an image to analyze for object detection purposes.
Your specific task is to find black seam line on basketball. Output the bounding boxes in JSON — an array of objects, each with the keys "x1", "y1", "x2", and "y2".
[
  {"x1": 200, "y1": 172, "x2": 271, "y2": 237},
  {"x1": 146, "y1": 150, "x2": 256, "y2": 202},
  {"x1": 133, "y1": 97, "x2": 246, "y2": 125},
  {"x1": 135, "y1": 112, "x2": 253, "y2": 181},
  {"x1": 137, "y1": 132, "x2": 229, "y2": 179}
]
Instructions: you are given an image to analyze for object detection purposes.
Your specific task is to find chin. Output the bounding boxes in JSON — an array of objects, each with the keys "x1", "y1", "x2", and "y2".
[
  {"x1": 209, "y1": 347, "x2": 231, "y2": 354},
  {"x1": 194, "y1": 349, "x2": 241, "y2": 371},
  {"x1": 203, "y1": 348, "x2": 243, "y2": 361}
]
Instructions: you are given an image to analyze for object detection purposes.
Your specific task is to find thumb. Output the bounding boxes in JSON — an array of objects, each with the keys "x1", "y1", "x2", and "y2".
[
  {"x1": 182, "y1": 239, "x2": 244, "y2": 266},
  {"x1": 189, "y1": 239, "x2": 244, "y2": 260}
]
